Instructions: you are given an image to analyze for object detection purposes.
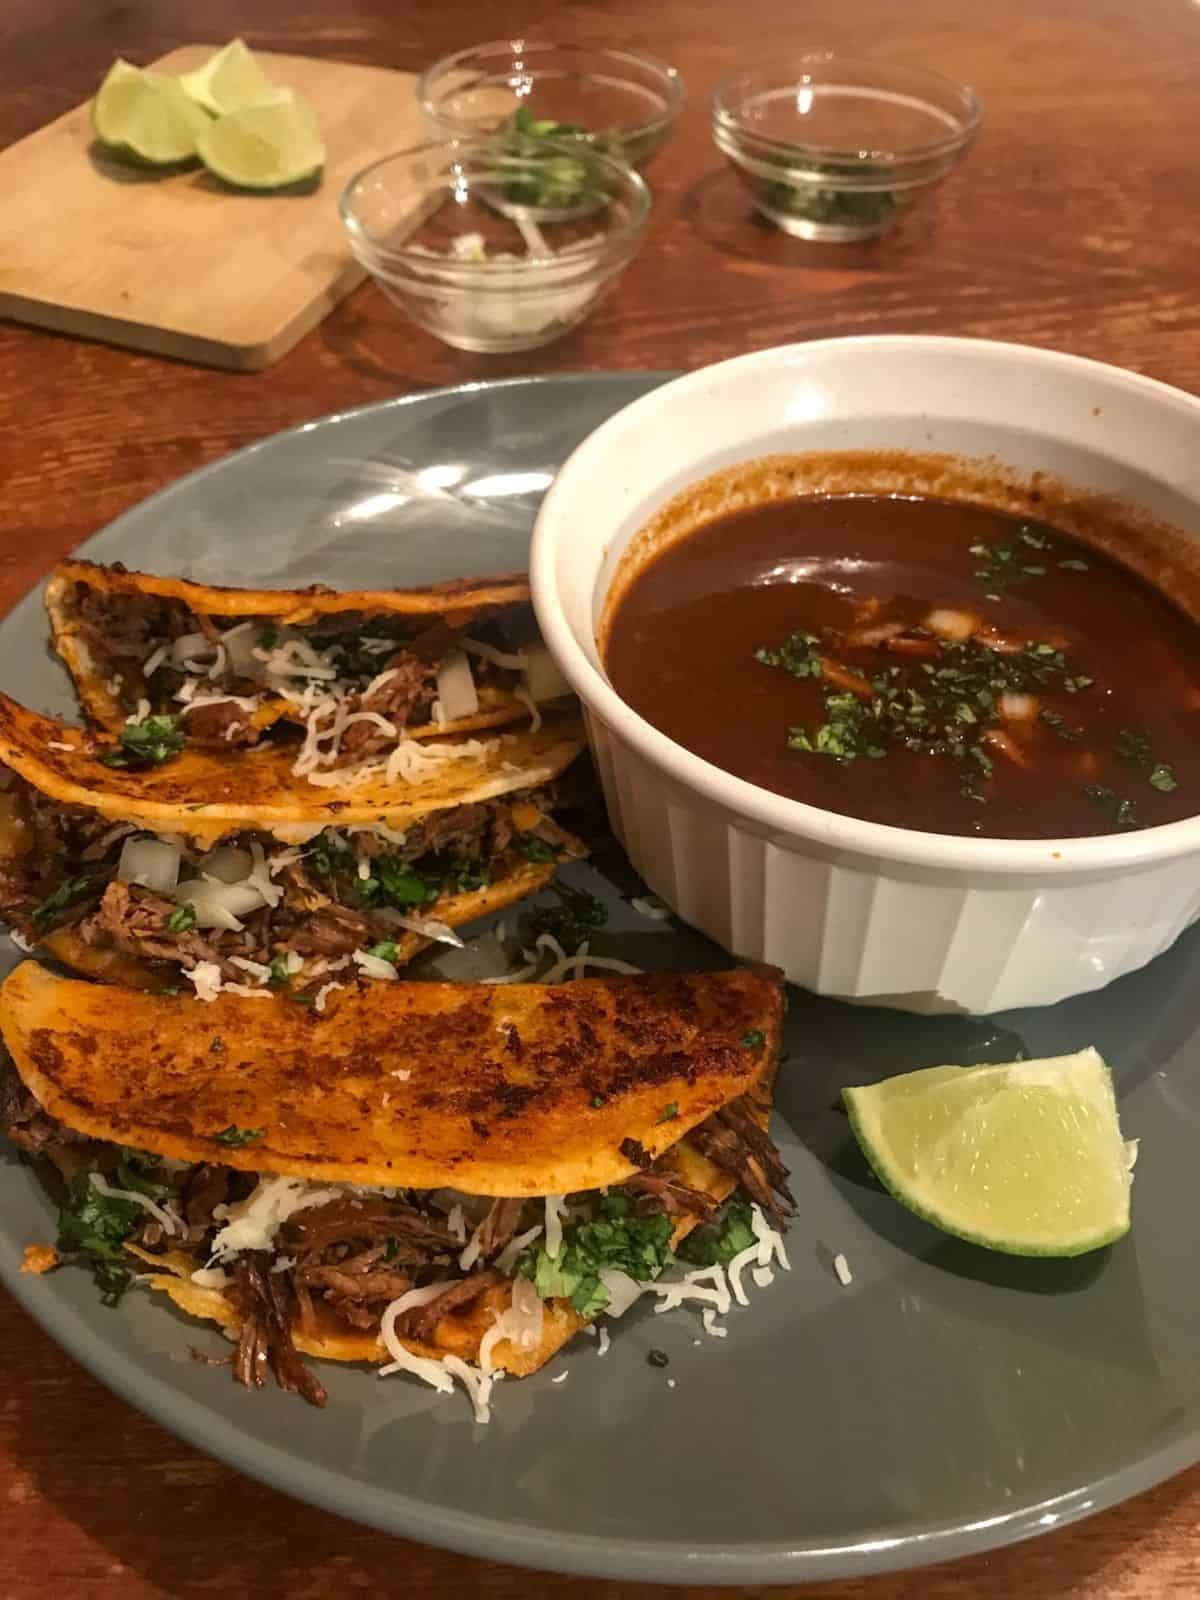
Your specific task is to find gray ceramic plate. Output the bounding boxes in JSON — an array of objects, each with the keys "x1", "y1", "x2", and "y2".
[{"x1": 1, "y1": 376, "x2": 1198, "y2": 1586}]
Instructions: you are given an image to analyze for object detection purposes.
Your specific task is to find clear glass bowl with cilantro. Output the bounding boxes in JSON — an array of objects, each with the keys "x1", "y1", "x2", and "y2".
[
  {"x1": 418, "y1": 40, "x2": 684, "y2": 170},
  {"x1": 339, "y1": 138, "x2": 651, "y2": 354},
  {"x1": 712, "y1": 52, "x2": 982, "y2": 243}
]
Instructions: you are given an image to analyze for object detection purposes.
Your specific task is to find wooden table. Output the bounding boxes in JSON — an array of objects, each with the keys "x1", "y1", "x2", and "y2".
[{"x1": 2, "y1": 0, "x2": 1199, "y2": 1593}]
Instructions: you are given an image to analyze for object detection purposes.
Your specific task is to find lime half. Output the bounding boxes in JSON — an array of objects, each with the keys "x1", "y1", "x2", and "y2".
[
  {"x1": 180, "y1": 39, "x2": 280, "y2": 117},
  {"x1": 844, "y1": 1048, "x2": 1134, "y2": 1257},
  {"x1": 92, "y1": 59, "x2": 210, "y2": 165},
  {"x1": 197, "y1": 90, "x2": 324, "y2": 190}
]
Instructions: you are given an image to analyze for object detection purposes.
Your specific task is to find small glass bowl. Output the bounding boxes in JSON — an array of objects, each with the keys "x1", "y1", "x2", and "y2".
[
  {"x1": 339, "y1": 139, "x2": 651, "y2": 354},
  {"x1": 712, "y1": 53, "x2": 982, "y2": 242},
  {"x1": 418, "y1": 40, "x2": 685, "y2": 169}
]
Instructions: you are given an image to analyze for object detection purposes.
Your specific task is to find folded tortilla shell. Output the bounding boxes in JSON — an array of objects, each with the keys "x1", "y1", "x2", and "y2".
[
  {"x1": 0, "y1": 689, "x2": 585, "y2": 846},
  {"x1": 46, "y1": 560, "x2": 535, "y2": 740},
  {"x1": 0, "y1": 960, "x2": 785, "y2": 1195}
]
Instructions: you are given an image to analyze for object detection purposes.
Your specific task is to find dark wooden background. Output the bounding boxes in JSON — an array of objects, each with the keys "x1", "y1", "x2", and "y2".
[{"x1": 3, "y1": 0, "x2": 1200, "y2": 1593}]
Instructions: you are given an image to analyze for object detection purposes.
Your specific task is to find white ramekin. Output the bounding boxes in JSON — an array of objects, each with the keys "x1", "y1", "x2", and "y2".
[{"x1": 530, "y1": 337, "x2": 1200, "y2": 1014}]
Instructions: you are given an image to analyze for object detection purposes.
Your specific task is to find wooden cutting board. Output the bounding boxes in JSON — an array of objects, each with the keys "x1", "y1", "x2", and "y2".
[{"x1": 0, "y1": 46, "x2": 427, "y2": 370}]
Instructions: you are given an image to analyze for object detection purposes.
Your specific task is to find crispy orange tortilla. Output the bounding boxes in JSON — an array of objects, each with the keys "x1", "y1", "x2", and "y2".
[
  {"x1": 0, "y1": 689, "x2": 585, "y2": 845},
  {"x1": 45, "y1": 559, "x2": 536, "y2": 740},
  {"x1": 39, "y1": 855, "x2": 561, "y2": 987},
  {"x1": 0, "y1": 960, "x2": 784, "y2": 1194},
  {"x1": 130, "y1": 1139, "x2": 740, "y2": 1377}
]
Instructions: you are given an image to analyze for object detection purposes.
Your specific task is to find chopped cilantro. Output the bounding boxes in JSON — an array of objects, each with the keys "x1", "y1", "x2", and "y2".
[
  {"x1": 515, "y1": 833, "x2": 558, "y2": 863},
  {"x1": 970, "y1": 524, "x2": 1061, "y2": 595},
  {"x1": 529, "y1": 882, "x2": 608, "y2": 949},
  {"x1": 676, "y1": 1199, "x2": 756, "y2": 1267},
  {"x1": 517, "y1": 1193, "x2": 674, "y2": 1318},
  {"x1": 499, "y1": 106, "x2": 610, "y2": 210},
  {"x1": 32, "y1": 874, "x2": 99, "y2": 935},
  {"x1": 373, "y1": 856, "x2": 440, "y2": 908},
  {"x1": 213, "y1": 1125, "x2": 263, "y2": 1146},
  {"x1": 656, "y1": 1102, "x2": 679, "y2": 1124},
  {"x1": 760, "y1": 175, "x2": 896, "y2": 227},
  {"x1": 167, "y1": 902, "x2": 196, "y2": 934},
  {"x1": 741, "y1": 1029, "x2": 766, "y2": 1050},
  {"x1": 99, "y1": 713, "x2": 185, "y2": 769},
  {"x1": 288, "y1": 992, "x2": 314, "y2": 1007},
  {"x1": 367, "y1": 940, "x2": 399, "y2": 963},
  {"x1": 755, "y1": 630, "x2": 823, "y2": 679},
  {"x1": 1116, "y1": 728, "x2": 1179, "y2": 794},
  {"x1": 305, "y1": 831, "x2": 356, "y2": 879},
  {"x1": 591, "y1": 1094, "x2": 607, "y2": 1108},
  {"x1": 268, "y1": 956, "x2": 290, "y2": 987},
  {"x1": 57, "y1": 1168, "x2": 149, "y2": 1305},
  {"x1": 258, "y1": 625, "x2": 279, "y2": 650},
  {"x1": 210, "y1": 1036, "x2": 224, "y2": 1054},
  {"x1": 1084, "y1": 784, "x2": 1141, "y2": 829}
]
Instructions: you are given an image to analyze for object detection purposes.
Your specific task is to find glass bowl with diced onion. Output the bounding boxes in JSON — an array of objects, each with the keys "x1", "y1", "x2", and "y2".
[
  {"x1": 339, "y1": 138, "x2": 652, "y2": 353},
  {"x1": 712, "y1": 52, "x2": 982, "y2": 242},
  {"x1": 417, "y1": 40, "x2": 685, "y2": 170}
]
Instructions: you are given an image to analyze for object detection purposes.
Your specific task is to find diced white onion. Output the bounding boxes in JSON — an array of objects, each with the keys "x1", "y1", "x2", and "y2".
[
  {"x1": 175, "y1": 877, "x2": 266, "y2": 930},
  {"x1": 353, "y1": 949, "x2": 398, "y2": 981},
  {"x1": 117, "y1": 837, "x2": 182, "y2": 895},
  {"x1": 435, "y1": 651, "x2": 479, "y2": 721},
  {"x1": 202, "y1": 846, "x2": 253, "y2": 883},
  {"x1": 925, "y1": 608, "x2": 979, "y2": 642},
  {"x1": 522, "y1": 642, "x2": 571, "y2": 703},
  {"x1": 598, "y1": 1268, "x2": 647, "y2": 1319}
]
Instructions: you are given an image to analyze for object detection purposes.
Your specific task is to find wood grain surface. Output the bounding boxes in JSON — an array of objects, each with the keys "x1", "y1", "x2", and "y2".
[
  {"x1": 0, "y1": 47, "x2": 428, "y2": 370},
  {"x1": 2, "y1": 0, "x2": 1200, "y2": 1594}
]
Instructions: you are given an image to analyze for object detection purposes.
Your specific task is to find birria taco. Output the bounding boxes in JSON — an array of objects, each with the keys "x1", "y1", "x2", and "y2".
[
  {"x1": 0, "y1": 688, "x2": 587, "y2": 994},
  {"x1": 46, "y1": 561, "x2": 572, "y2": 776},
  {"x1": 0, "y1": 963, "x2": 792, "y2": 1418}
]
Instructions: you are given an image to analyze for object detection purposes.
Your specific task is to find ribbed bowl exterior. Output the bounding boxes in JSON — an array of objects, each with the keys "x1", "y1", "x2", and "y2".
[{"x1": 531, "y1": 337, "x2": 1200, "y2": 1015}]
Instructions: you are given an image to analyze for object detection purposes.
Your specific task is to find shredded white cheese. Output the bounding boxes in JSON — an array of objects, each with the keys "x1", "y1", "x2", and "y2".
[
  {"x1": 833, "y1": 1252, "x2": 853, "y2": 1287},
  {"x1": 597, "y1": 1327, "x2": 611, "y2": 1357},
  {"x1": 543, "y1": 1195, "x2": 568, "y2": 1260},
  {"x1": 701, "y1": 1308, "x2": 727, "y2": 1339},
  {"x1": 46, "y1": 741, "x2": 77, "y2": 753},
  {"x1": 460, "y1": 637, "x2": 528, "y2": 671},
  {"x1": 495, "y1": 1224, "x2": 542, "y2": 1275},
  {"x1": 513, "y1": 684, "x2": 541, "y2": 731},
  {"x1": 9, "y1": 931, "x2": 33, "y2": 953},
  {"x1": 229, "y1": 955, "x2": 272, "y2": 985},
  {"x1": 446, "y1": 1204, "x2": 467, "y2": 1244},
  {"x1": 126, "y1": 698, "x2": 151, "y2": 724},
  {"x1": 313, "y1": 981, "x2": 345, "y2": 1014},
  {"x1": 209, "y1": 1176, "x2": 344, "y2": 1262},
  {"x1": 90, "y1": 1173, "x2": 182, "y2": 1236}
]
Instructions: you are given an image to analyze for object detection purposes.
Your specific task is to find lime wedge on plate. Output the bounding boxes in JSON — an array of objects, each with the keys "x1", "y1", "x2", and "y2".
[
  {"x1": 843, "y1": 1047, "x2": 1134, "y2": 1256},
  {"x1": 197, "y1": 90, "x2": 325, "y2": 190},
  {"x1": 92, "y1": 58, "x2": 210, "y2": 165},
  {"x1": 180, "y1": 39, "x2": 280, "y2": 116}
]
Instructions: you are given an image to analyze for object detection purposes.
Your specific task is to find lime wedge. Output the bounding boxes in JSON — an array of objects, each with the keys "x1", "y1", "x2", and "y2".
[
  {"x1": 92, "y1": 59, "x2": 210, "y2": 166},
  {"x1": 180, "y1": 39, "x2": 280, "y2": 116},
  {"x1": 196, "y1": 90, "x2": 325, "y2": 190},
  {"x1": 843, "y1": 1048, "x2": 1134, "y2": 1257}
]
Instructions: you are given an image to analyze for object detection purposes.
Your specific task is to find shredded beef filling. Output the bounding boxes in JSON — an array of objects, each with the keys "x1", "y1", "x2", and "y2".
[
  {"x1": 73, "y1": 587, "x2": 528, "y2": 755},
  {"x1": 687, "y1": 1094, "x2": 796, "y2": 1222},
  {"x1": 231, "y1": 1253, "x2": 328, "y2": 1408}
]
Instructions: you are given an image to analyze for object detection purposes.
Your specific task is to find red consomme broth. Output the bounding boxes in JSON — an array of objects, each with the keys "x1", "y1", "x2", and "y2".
[{"x1": 602, "y1": 495, "x2": 1200, "y2": 839}]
